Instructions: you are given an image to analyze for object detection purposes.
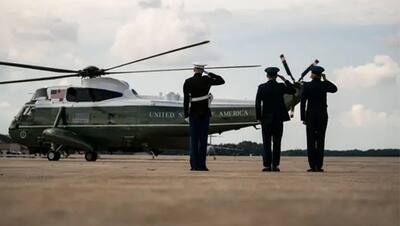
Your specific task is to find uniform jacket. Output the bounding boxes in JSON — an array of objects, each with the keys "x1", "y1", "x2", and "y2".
[
  {"x1": 183, "y1": 72, "x2": 225, "y2": 118},
  {"x1": 255, "y1": 79, "x2": 296, "y2": 124},
  {"x1": 300, "y1": 79, "x2": 338, "y2": 124}
]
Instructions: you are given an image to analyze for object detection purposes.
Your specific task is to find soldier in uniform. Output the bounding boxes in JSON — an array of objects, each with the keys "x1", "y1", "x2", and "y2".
[
  {"x1": 300, "y1": 65, "x2": 337, "y2": 172},
  {"x1": 256, "y1": 67, "x2": 296, "y2": 172},
  {"x1": 183, "y1": 64, "x2": 225, "y2": 171}
]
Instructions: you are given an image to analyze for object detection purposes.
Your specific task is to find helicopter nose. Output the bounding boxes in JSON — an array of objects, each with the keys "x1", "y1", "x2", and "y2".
[
  {"x1": 8, "y1": 125, "x2": 20, "y2": 144},
  {"x1": 9, "y1": 118, "x2": 18, "y2": 130}
]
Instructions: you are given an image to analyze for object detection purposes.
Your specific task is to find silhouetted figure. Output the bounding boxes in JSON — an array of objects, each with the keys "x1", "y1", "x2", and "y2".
[
  {"x1": 183, "y1": 64, "x2": 225, "y2": 171},
  {"x1": 256, "y1": 67, "x2": 295, "y2": 172},
  {"x1": 301, "y1": 65, "x2": 337, "y2": 172}
]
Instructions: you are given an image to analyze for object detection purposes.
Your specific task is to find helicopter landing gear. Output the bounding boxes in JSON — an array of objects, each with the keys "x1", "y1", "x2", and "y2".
[
  {"x1": 47, "y1": 144, "x2": 63, "y2": 161},
  {"x1": 47, "y1": 150, "x2": 60, "y2": 161},
  {"x1": 85, "y1": 151, "x2": 98, "y2": 162}
]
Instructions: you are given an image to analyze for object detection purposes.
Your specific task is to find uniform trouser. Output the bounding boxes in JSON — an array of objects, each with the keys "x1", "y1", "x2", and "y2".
[
  {"x1": 306, "y1": 119, "x2": 328, "y2": 169},
  {"x1": 189, "y1": 116, "x2": 210, "y2": 169},
  {"x1": 261, "y1": 121, "x2": 283, "y2": 167}
]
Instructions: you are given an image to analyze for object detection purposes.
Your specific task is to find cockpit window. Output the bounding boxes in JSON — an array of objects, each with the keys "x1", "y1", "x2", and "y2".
[
  {"x1": 66, "y1": 88, "x2": 123, "y2": 102},
  {"x1": 22, "y1": 107, "x2": 32, "y2": 116},
  {"x1": 31, "y1": 88, "x2": 48, "y2": 100}
]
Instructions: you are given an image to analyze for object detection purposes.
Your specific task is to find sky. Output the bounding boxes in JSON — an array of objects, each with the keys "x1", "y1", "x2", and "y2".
[{"x1": 0, "y1": 0, "x2": 399, "y2": 150}]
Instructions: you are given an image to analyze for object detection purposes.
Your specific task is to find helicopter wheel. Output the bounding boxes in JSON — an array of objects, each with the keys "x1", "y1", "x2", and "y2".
[
  {"x1": 85, "y1": 151, "x2": 98, "y2": 162},
  {"x1": 47, "y1": 151, "x2": 60, "y2": 161}
]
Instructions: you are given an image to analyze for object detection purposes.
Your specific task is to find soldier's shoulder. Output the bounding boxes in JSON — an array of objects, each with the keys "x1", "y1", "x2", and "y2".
[
  {"x1": 258, "y1": 83, "x2": 267, "y2": 88},
  {"x1": 200, "y1": 75, "x2": 211, "y2": 81},
  {"x1": 186, "y1": 76, "x2": 195, "y2": 81},
  {"x1": 184, "y1": 76, "x2": 194, "y2": 83}
]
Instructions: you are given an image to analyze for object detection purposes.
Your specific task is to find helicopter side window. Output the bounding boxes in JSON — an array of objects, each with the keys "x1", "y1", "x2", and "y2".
[
  {"x1": 49, "y1": 89, "x2": 66, "y2": 101},
  {"x1": 31, "y1": 88, "x2": 48, "y2": 100},
  {"x1": 66, "y1": 88, "x2": 78, "y2": 102},
  {"x1": 66, "y1": 88, "x2": 122, "y2": 102}
]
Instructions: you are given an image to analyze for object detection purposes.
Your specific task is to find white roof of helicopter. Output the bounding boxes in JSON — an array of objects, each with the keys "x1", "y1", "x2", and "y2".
[
  {"x1": 81, "y1": 77, "x2": 130, "y2": 93},
  {"x1": 34, "y1": 77, "x2": 254, "y2": 108}
]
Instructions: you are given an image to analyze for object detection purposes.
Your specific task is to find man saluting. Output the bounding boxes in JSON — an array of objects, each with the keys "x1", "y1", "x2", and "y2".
[
  {"x1": 183, "y1": 64, "x2": 225, "y2": 171},
  {"x1": 256, "y1": 67, "x2": 296, "y2": 172},
  {"x1": 301, "y1": 65, "x2": 337, "y2": 172}
]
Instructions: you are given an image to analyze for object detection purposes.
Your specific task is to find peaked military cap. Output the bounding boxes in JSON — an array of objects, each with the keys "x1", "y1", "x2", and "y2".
[
  {"x1": 264, "y1": 67, "x2": 280, "y2": 76},
  {"x1": 311, "y1": 65, "x2": 325, "y2": 75},
  {"x1": 193, "y1": 63, "x2": 207, "y2": 70}
]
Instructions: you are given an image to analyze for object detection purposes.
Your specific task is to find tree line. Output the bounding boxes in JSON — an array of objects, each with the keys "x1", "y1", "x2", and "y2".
[{"x1": 165, "y1": 141, "x2": 400, "y2": 157}]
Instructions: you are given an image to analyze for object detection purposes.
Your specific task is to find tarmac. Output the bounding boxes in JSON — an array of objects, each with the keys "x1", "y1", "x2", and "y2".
[{"x1": 0, "y1": 155, "x2": 399, "y2": 226}]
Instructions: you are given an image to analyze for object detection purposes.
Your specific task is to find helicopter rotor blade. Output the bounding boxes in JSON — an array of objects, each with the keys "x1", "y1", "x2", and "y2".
[
  {"x1": 104, "y1": 65, "x2": 261, "y2": 75},
  {"x1": 104, "y1": 40, "x2": 210, "y2": 72},
  {"x1": 280, "y1": 54, "x2": 296, "y2": 83},
  {"x1": 0, "y1": 61, "x2": 79, "y2": 73},
  {"x1": 204, "y1": 65, "x2": 261, "y2": 70},
  {"x1": 0, "y1": 74, "x2": 80, "y2": 85},
  {"x1": 298, "y1": 59, "x2": 319, "y2": 82}
]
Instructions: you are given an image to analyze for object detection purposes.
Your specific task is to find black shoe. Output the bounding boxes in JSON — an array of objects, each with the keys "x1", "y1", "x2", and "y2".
[
  {"x1": 262, "y1": 167, "x2": 272, "y2": 172},
  {"x1": 307, "y1": 168, "x2": 315, "y2": 172},
  {"x1": 198, "y1": 168, "x2": 209, "y2": 171},
  {"x1": 272, "y1": 166, "x2": 280, "y2": 172},
  {"x1": 316, "y1": 168, "x2": 324, "y2": 172}
]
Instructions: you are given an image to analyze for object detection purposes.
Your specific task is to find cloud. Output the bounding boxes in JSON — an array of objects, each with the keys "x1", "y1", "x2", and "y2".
[
  {"x1": 339, "y1": 104, "x2": 400, "y2": 128},
  {"x1": 383, "y1": 33, "x2": 400, "y2": 48},
  {"x1": 110, "y1": 0, "x2": 218, "y2": 66},
  {"x1": 335, "y1": 55, "x2": 400, "y2": 89},
  {"x1": 185, "y1": 0, "x2": 400, "y2": 25},
  {"x1": 0, "y1": 14, "x2": 81, "y2": 65},
  {"x1": 0, "y1": 102, "x2": 11, "y2": 108},
  {"x1": 139, "y1": 0, "x2": 162, "y2": 9},
  {"x1": 11, "y1": 17, "x2": 78, "y2": 43}
]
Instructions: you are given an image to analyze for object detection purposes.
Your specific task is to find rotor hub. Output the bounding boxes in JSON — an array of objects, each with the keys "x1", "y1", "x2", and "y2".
[{"x1": 79, "y1": 66, "x2": 105, "y2": 78}]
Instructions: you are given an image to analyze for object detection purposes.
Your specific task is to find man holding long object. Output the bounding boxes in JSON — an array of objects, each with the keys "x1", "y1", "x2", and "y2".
[
  {"x1": 256, "y1": 67, "x2": 296, "y2": 172},
  {"x1": 300, "y1": 65, "x2": 337, "y2": 172}
]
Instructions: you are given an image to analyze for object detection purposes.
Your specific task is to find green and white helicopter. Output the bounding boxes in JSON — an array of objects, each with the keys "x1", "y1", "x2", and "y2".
[{"x1": 0, "y1": 41, "x2": 307, "y2": 161}]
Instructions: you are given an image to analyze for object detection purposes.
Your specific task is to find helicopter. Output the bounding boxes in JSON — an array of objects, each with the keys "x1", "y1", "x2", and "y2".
[{"x1": 0, "y1": 40, "x2": 310, "y2": 162}]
